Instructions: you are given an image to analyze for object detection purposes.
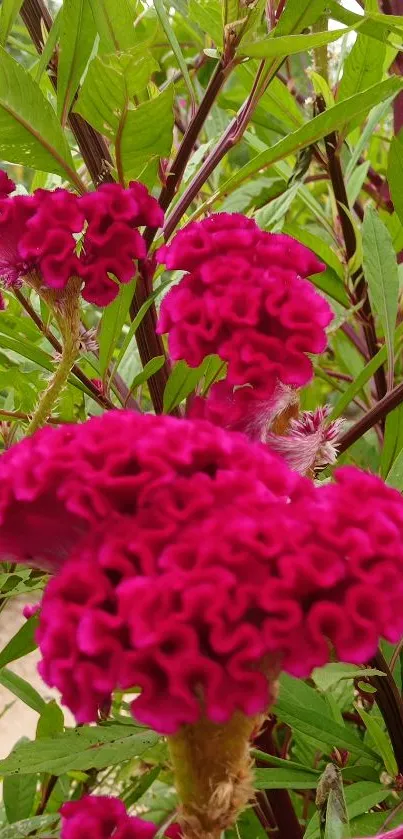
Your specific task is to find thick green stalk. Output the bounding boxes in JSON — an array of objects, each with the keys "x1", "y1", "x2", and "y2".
[{"x1": 26, "y1": 278, "x2": 81, "y2": 435}]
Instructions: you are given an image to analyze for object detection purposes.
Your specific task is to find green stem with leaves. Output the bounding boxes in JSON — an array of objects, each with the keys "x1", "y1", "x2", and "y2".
[{"x1": 26, "y1": 277, "x2": 81, "y2": 435}]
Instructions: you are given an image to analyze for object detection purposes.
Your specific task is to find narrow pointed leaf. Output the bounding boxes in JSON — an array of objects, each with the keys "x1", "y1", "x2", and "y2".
[
  {"x1": 153, "y1": 0, "x2": 196, "y2": 109},
  {"x1": 58, "y1": 0, "x2": 96, "y2": 125},
  {"x1": 0, "y1": 0, "x2": 24, "y2": 45},
  {"x1": 362, "y1": 206, "x2": 399, "y2": 390}
]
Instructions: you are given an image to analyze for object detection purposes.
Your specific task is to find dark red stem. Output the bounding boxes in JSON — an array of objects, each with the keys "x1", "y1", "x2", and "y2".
[
  {"x1": 318, "y1": 100, "x2": 387, "y2": 404},
  {"x1": 369, "y1": 649, "x2": 403, "y2": 775},
  {"x1": 338, "y1": 378, "x2": 403, "y2": 454},
  {"x1": 21, "y1": 0, "x2": 113, "y2": 186},
  {"x1": 164, "y1": 60, "x2": 268, "y2": 240},
  {"x1": 255, "y1": 720, "x2": 303, "y2": 839}
]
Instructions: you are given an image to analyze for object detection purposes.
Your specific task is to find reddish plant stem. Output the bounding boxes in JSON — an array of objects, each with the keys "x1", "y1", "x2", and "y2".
[
  {"x1": 340, "y1": 322, "x2": 369, "y2": 360},
  {"x1": 21, "y1": 0, "x2": 113, "y2": 187},
  {"x1": 318, "y1": 101, "x2": 387, "y2": 404},
  {"x1": 144, "y1": 56, "x2": 235, "y2": 251},
  {"x1": 36, "y1": 775, "x2": 58, "y2": 816},
  {"x1": 255, "y1": 721, "x2": 303, "y2": 839},
  {"x1": 164, "y1": 59, "x2": 270, "y2": 240},
  {"x1": 369, "y1": 649, "x2": 403, "y2": 774},
  {"x1": 338, "y1": 378, "x2": 403, "y2": 454}
]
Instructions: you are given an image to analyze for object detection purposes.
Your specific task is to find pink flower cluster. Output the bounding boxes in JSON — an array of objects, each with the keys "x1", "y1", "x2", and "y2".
[
  {"x1": 60, "y1": 795, "x2": 180, "y2": 839},
  {"x1": 0, "y1": 174, "x2": 163, "y2": 306},
  {"x1": 157, "y1": 214, "x2": 333, "y2": 399},
  {"x1": 1, "y1": 411, "x2": 403, "y2": 734}
]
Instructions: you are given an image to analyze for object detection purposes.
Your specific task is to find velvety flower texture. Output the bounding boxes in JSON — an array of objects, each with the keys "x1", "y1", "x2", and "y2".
[
  {"x1": 60, "y1": 795, "x2": 180, "y2": 839},
  {"x1": 0, "y1": 174, "x2": 163, "y2": 306},
  {"x1": 1, "y1": 411, "x2": 403, "y2": 733},
  {"x1": 158, "y1": 214, "x2": 333, "y2": 399}
]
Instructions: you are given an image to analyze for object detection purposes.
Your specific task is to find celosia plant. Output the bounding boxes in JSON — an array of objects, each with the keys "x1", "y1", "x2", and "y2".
[
  {"x1": 2, "y1": 4, "x2": 403, "y2": 839},
  {"x1": 60, "y1": 795, "x2": 180, "y2": 839}
]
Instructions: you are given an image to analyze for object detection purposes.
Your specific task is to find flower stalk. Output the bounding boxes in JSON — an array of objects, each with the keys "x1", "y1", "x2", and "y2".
[
  {"x1": 168, "y1": 712, "x2": 262, "y2": 839},
  {"x1": 26, "y1": 276, "x2": 81, "y2": 435}
]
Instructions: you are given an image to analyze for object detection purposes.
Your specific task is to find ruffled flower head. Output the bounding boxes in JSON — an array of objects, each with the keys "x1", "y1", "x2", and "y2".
[
  {"x1": 1, "y1": 412, "x2": 403, "y2": 734},
  {"x1": 0, "y1": 173, "x2": 163, "y2": 305},
  {"x1": 60, "y1": 795, "x2": 180, "y2": 839},
  {"x1": 157, "y1": 214, "x2": 333, "y2": 399}
]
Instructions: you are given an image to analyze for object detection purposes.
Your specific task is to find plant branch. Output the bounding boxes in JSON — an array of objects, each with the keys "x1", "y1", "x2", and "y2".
[
  {"x1": 164, "y1": 59, "x2": 278, "y2": 239},
  {"x1": 255, "y1": 720, "x2": 303, "y2": 839},
  {"x1": 338, "y1": 377, "x2": 403, "y2": 454},
  {"x1": 21, "y1": 0, "x2": 113, "y2": 187},
  {"x1": 317, "y1": 97, "x2": 387, "y2": 403},
  {"x1": 36, "y1": 775, "x2": 58, "y2": 816},
  {"x1": 369, "y1": 649, "x2": 403, "y2": 774},
  {"x1": 144, "y1": 55, "x2": 236, "y2": 252},
  {"x1": 134, "y1": 53, "x2": 238, "y2": 415}
]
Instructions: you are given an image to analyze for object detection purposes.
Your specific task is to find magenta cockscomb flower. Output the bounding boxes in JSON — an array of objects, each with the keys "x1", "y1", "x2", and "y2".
[
  {"x1": 60, "y1": 795, "x2": 180, "y2": 839},
  {"x1": 266, "y1": 406, "x2": 345, "y2": 474},
  {"x1": 157, "y1": 214, "x2": 333, "y2": 399},
  {"x1": 78, "y1": 181, "x2": 163, "y2": 306},
  {"x1": 2, "y1": 411, "x2": 403, "y2": 732},
  {"x1": 0, "y1": 170, "x2": 15, "y2": 198},
  {"x1": 0, "y1": 174, "x2": 163, "y2": 305}
]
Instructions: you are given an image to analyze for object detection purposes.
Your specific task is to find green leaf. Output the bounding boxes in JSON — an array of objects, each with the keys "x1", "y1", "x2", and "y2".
[
  {"x1": 98, "y1": 280, "x2": 136, "y2": 379},
  {"x1": 356, "y1": 706, "x2": 397, "y2": 776},
  {"x1": 123, "y1": 765, "x2": 161, "y2": 806},
  {"x1": 0, "y1": 815, "x2": 59, "y2": 839},
  {"x1": 251, "y1": 750, "x2": 320, "y2": 774},
  {"x1": 274, "y1": 0, "x2": 327, "y2": 35},
  {"x1": 388, "y1": 132, "x2": 403, "y2": 228},
  {"x1": 119, "y1": 86, "x2": 174, "y2": 178},
  {"x1": 0, "y1": 813, "x2": 59, "y2": 839},
  {"x1": 346, "y1": 99, "x2": 392, "y2": 178},
  {"x1": 0, "y1": 47, "x2": 81, "y2": 185},
  {"x1": 0, "y1": 669, "x2": 45, "y2": 714},
  {"x1": 74, "y1": 48, "x2": 159, "y2": 140},
  {"x1": 89, "y1": 0, "x2": 137, "y2": 51},
  {"x1": 386, "y1": 445, "x2": 403, "y2": 490},
  {"x1": 128, "y1": 356, "x2": 165, "y2": 394},
  {"x1": 163, "y1": 359, "x2": 207, "y2": 413},
  {"x1": 255, "y1": 767, "x2": 319, "y2": 790},
  {"x1": 3, "y1": 743, "x2": 36, "y2": 824},
  {"x1": 215, "y1": 77, "x2": 403, "y2": 200},
  {"x1": 327, "y1": 0, "x2": 398, "y2": 45},
  {"x1": 274, "y1": 696, "x2": 378, "y2": 758},
  {"x1": 305, "y1": 783, "x2": 390, "y2": 839},
  {"x1": 362, "y1": 206, "x2": 399, "y2": 390},
  {"x1": 36, "y1": 701, "x2": 65, "y2": 739},
  {"x1": 330, "y1": 322, "x2": 403, "y2": 421},
  {"x1": 188, "y1": 0, "x2": 223, "y2": 46},
  {"x1": 282, "y1": 224, "x2": 348, "y2": 306},
  {"x1": 153, "y1": 0, "x2": 196, "y2": 109},
  {"x1": 0, "y1": 0, "x2": 24, "y2": 46},
  {"x1": 338, "y1": 34, "x2": 386, "y2": 104},
  {"x1": 0, "y1": 615, "x2": 38, "y2": 669},
  {"x1": 239, "y1": 26, "x2": 359, "y2": 60},
  {"x1": 380, "y1": 404, "x2": 403, "y2": 479},
  {"x1": 311, "y1": 663, "x2": 386, "y2": 693},
  {"x1": 110, "y1": 278, "x2": 171, "y2": 380},
  {"x1": 0, "y1": 725, "x2": 158, "y2": 776},
  {"x1": 58, "y1": 0, "x2": 96, "y2": 126},
  {"x1": 35, "y1": 8, "x2": 63, "y2": 83}
]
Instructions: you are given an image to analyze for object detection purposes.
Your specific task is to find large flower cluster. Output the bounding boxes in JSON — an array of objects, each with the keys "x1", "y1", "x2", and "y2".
[
  {"x1": 60, "y1": 795, "x2": 180, "y2": 839},
  {"x1": 1, "y1": 412, "x2": 403, "y2": 734},
  {"x1": 0, "y1": 174, "x2": 163, "y2": 306},
  {"x1": 157, "y1": 214, "x2": 333, "y2": 399}
]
